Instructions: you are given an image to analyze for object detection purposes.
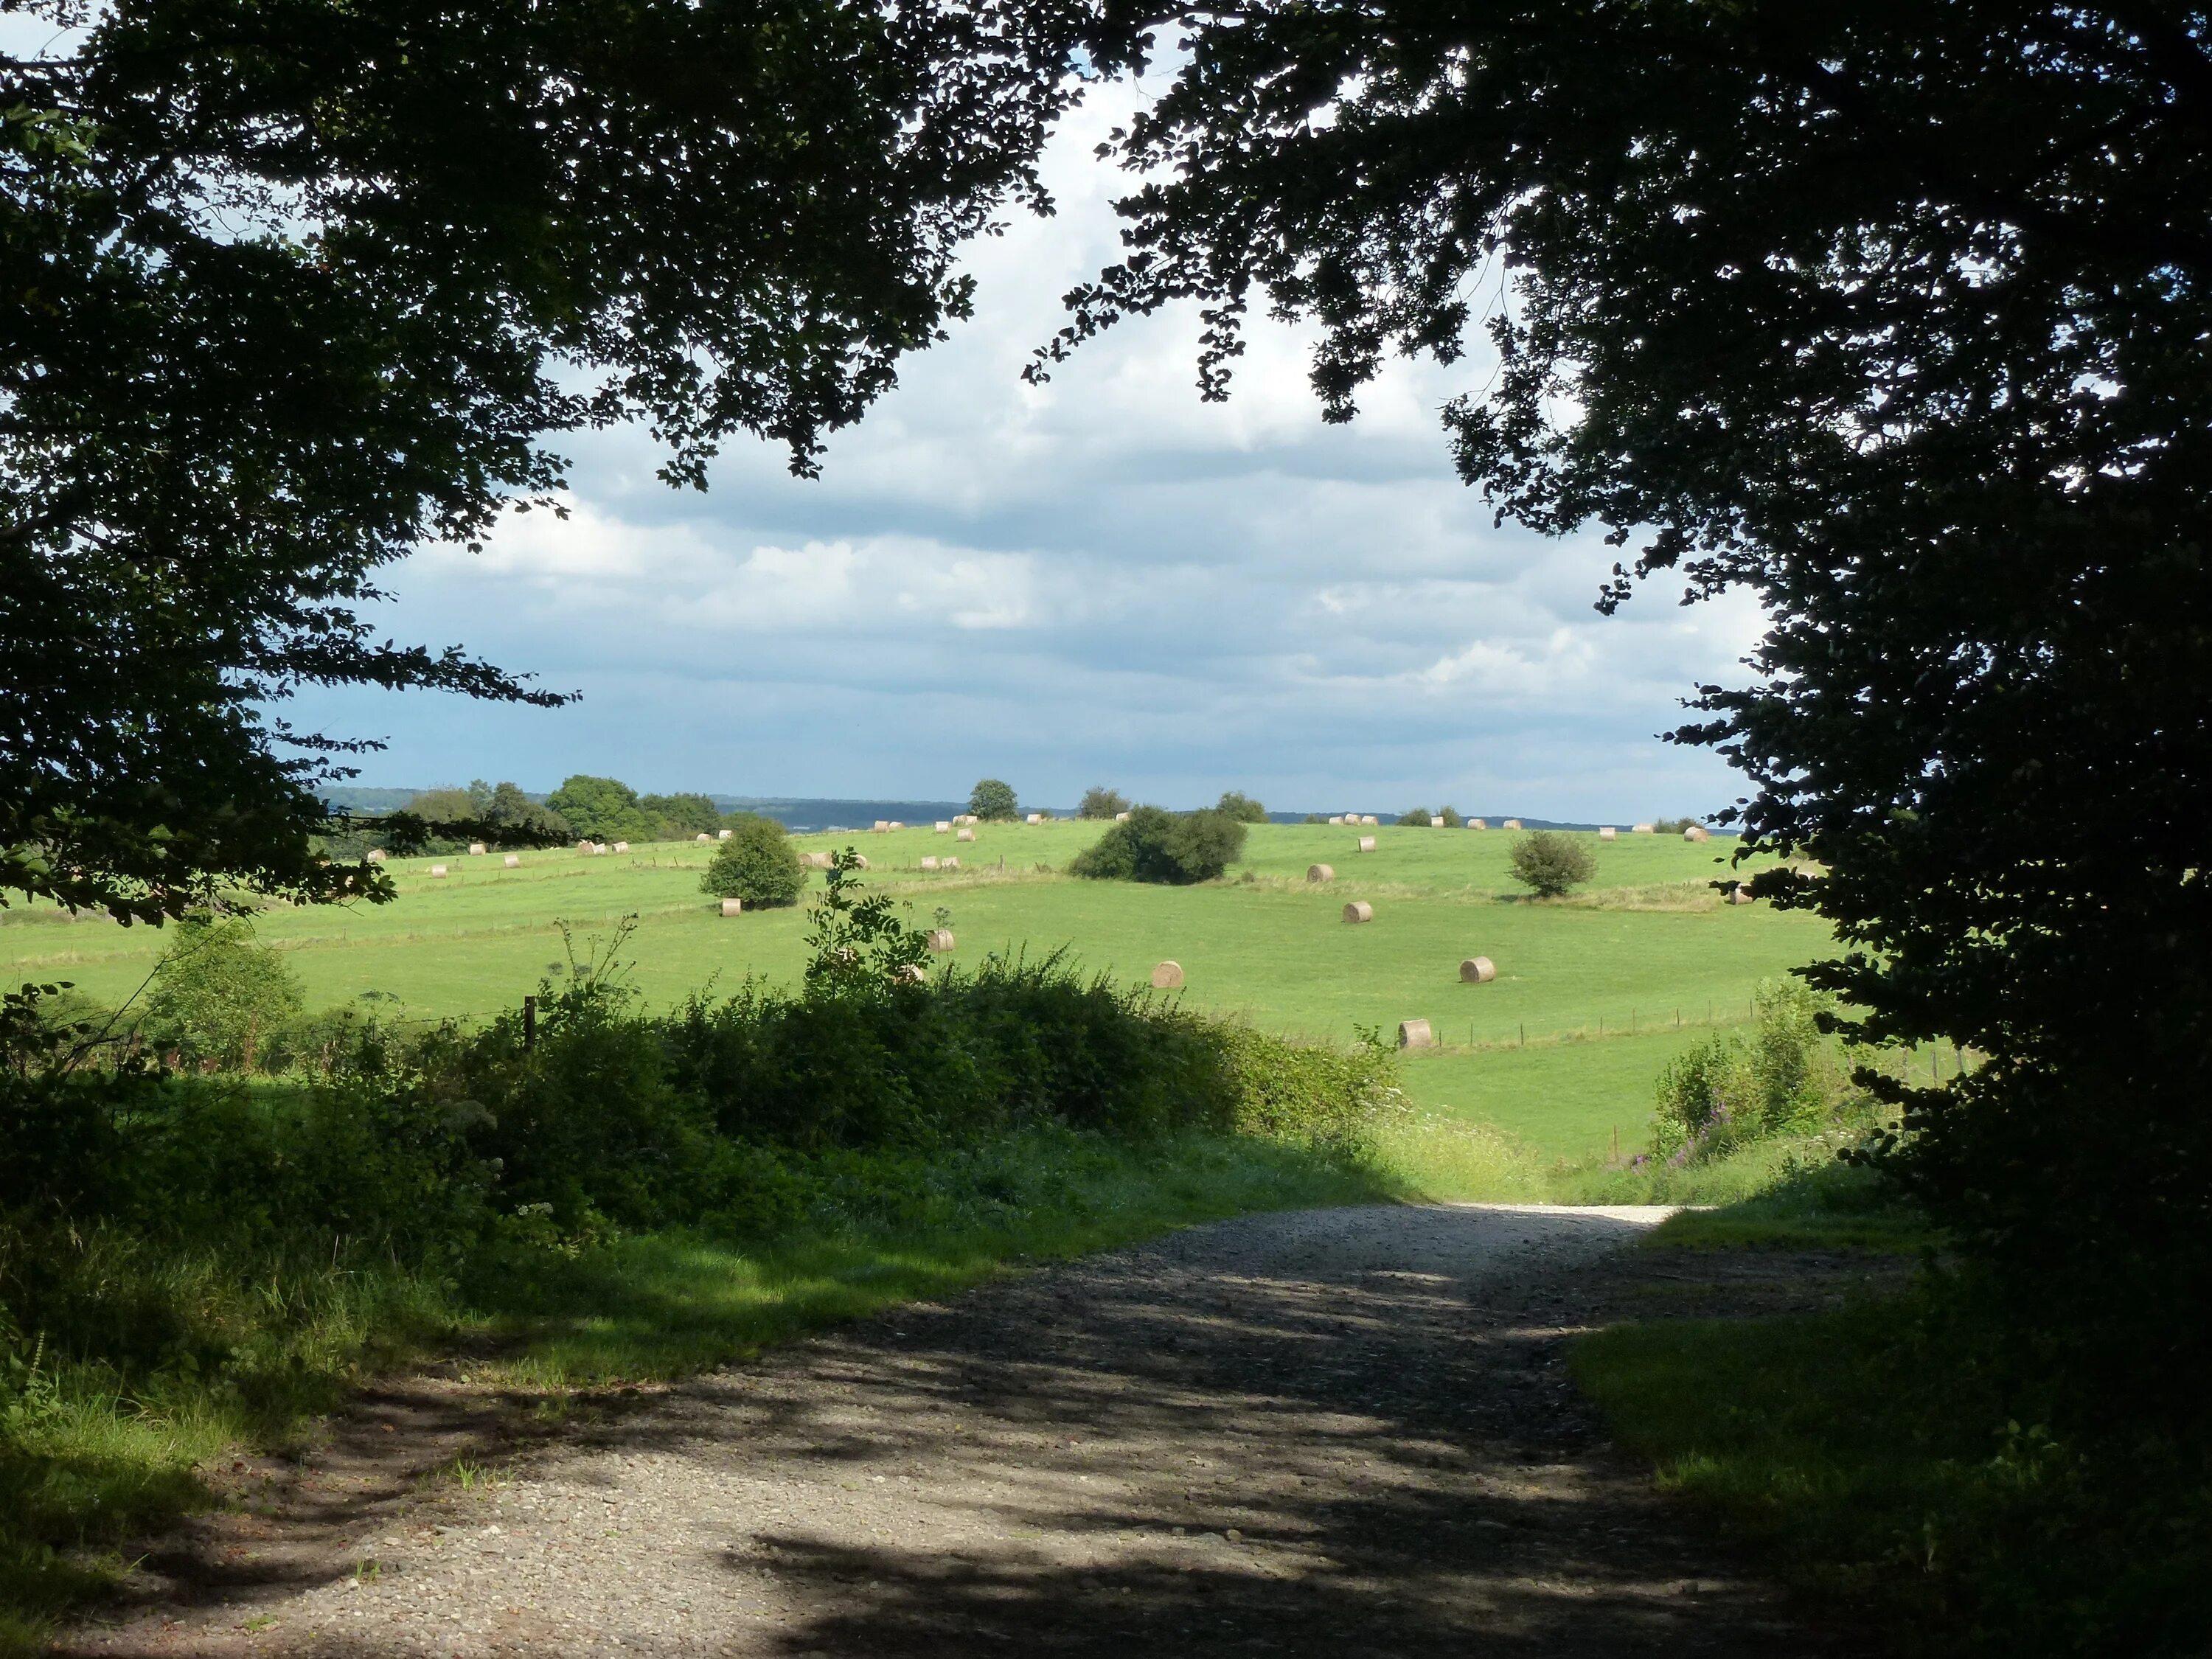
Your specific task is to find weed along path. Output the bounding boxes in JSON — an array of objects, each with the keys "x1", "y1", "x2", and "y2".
[{"x1": 65, "y1": 1206, "x2": 1856, "y2": 1659}]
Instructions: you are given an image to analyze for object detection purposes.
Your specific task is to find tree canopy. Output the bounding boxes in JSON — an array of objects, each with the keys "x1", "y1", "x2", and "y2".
[
  {"x1": 1046, "y1": 0, "x2": 2212, "y2": 1399},
  {"x1": 968, "y1": 779, "x2": 1020, "y2": 821},
  {"x1": 1, "y1": 0, "x2": 1078, "y2": 923},
  {"x1": 544, "y1": 776, "x2": 654, "y2": 844}
]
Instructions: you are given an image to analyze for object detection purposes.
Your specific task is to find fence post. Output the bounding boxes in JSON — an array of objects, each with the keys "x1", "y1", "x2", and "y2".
[{"x1": 523, "y1": 995, "x2": 537, "y2": 1051}]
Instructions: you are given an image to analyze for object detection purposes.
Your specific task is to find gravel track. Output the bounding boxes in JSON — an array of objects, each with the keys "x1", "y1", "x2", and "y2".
[{"x1": 66, "y1": 1203, "x2": 1856, "y2": 1658}]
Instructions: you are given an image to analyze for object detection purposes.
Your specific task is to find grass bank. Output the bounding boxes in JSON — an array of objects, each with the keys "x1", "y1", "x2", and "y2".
[{"x1": 1572, "y1": 1166, "x2": 2211, "y2": 1656}]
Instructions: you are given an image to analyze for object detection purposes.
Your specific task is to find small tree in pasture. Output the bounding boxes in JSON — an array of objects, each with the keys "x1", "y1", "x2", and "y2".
[
  {"x1": 1396, "y1": 807, "x2": 1432, "y2": 827},
  {"x1": 968, "y1": 779, "x2": 1020, "y2": 821},
  {"x1": 142, "y1": 916, "x2": 306, "y2": 1071},
  {"x1": 1078, "y1": 786, "x2": 1130, "y2": 819},
  {"x1": 1071, "y1": 805, "x2": 1246, "y2": 884},
  {"x1": 700, "y1": 815, "x2": 805, "y2": 908},
  {"x1": 1215, "y1": 790, "x2": 1267, "y2": 823},
  {"x1": 1508, "y1": 831, "x2": 1596, "y2": 899}
]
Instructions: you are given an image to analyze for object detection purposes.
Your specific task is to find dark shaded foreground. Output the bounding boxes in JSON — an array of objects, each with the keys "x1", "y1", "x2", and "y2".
[{"x1": 65, "y1": 1205, "x2": 1865, "y2": 1658}]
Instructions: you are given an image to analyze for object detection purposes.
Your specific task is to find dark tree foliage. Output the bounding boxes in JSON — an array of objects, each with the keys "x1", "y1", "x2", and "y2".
[
  {"x1": 641, "y1": 793, "x2": 723, "y2": 839},
  {"x1": 700, "y1": 813, "x2": 805, "y2": 908},
  {"x1": 544, "y1": 776, "x2": 653, "y2": 844},
  {"x1": 1077, "y1": 785, "x2": 1130, "y2": 819},
  {"x1": 1506, "y1": 830, "x2": 1595, "y2": 900},
  {"x1": 1214, "y1": 790, "x2": 1267, "y2": 823},
  {"x1": 1, "y1": 0, "x2": 1079, "y2": 924},
  {"x1": 1071, "y1": 804, "x2": 1246, "y2": 883},
  {"x1": 1045, "y1": 1, "x2": 2212, "y2": 1404}
]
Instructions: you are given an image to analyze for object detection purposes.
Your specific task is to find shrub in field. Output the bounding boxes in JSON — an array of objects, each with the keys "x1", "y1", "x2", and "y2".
[
  {"x1": 545, "y1": 773, "x2": 654, "y2": 841},
  {"x1": 1396, "y1": 806, "x2": 1432, "y2": 827},
  {"x1": 1077, "y1": 785, "x2": 1129, "y2": 819},
  {"x1": 142, "y1": 915, "x2": 305, "y2": 1071},
  {"x1": 700, "y1": 813, "x2": 804, "y2": 907},
  {"x1": 1508, "y1": 830, "x2": 1596, "y2": 897},
  {"x1": 967, "y1": 778, "x2": 1019, "y2": 821},
  {"x1": 1649, "y1": 979, "x2": 1850, "y2": 1164},
  {"x1": 1215, "y1": 790, "x2": 1267, "y2": 823},
  {"x1": 641, "y1": 791, "x2": 722, "y2": 838},
  {"x1": 1436, "y1": 805, "x2": 1464, "y2": 827},
  {"x1": 1069, "y1": 804, "x2": 1246, "y2": 884}
]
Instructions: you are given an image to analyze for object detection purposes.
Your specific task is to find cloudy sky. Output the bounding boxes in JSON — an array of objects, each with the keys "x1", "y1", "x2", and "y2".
[{"x1": 292, "y1": 82, "x2": 1766, "y2": 821}]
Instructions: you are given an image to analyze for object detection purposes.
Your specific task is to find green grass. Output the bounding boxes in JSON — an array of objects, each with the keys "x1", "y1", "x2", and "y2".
[{"x1": 3, "y1": 824, "x2": 1826, "y2": 1166}]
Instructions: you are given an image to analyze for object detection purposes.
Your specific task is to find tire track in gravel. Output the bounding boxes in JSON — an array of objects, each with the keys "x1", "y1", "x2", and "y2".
[{"x1": 65, "y1": 1203, "x2": 1860, "y2": 1658}]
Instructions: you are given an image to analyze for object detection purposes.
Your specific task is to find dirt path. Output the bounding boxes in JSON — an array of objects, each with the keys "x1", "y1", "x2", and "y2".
[{"x1": 66, "y1": 1203, "x2": 1859, "y2": 1658}]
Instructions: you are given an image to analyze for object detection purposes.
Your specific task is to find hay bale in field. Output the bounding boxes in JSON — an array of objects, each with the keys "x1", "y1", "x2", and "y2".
[
  {"x1": 695, "y1": 832, "x2": 712, "y2": 843},
  {"x1": 919, "y1": 856, "x2": 939, "y2": 872},
  {"x1": 935, "y1": 821, "x2": 952, "y2": 833},
  {"x1": 1397, "y1": 1018, "x2": 1436, "y2": 1050},
  {"x1": 430, "y1": 864, "x2": 448, "y2": 878},
  {"x1": 504, "y1": 855, "x2": 521, "y2": 869},
  {"x1": 719, "y1": 828, "x2": 733, "y2": 840},
  {"x1": 1632, "y1": 822, "x2": 1655, "y2": 834},
  {"x1": 1357, "y1": 835, "x2": 1377, "y2": 853},
  {"x1": 1361, "y1": 814, "x2": 1380, "y2": 826},
  {"x1": 1150, "y1": 961, "x2": 1184, "y2": 989},
  {"x1": 1307, "y1": 863, "x2": 1335, "y2": 883},
  {"x1": 943, "y1": 856, "x2": 961, "y2": 871},
  {"x1": 1502, "y1": 818, "x2": 1523, "y2": 830},
  {"x1": 1326, "y1": 815, "x2": 1343, "y2": 826},
  {"x1": 1599, "y1": 826, "x2": 1617, "y2": 841},
  {"x1": 852, "y1": 855, "x2": 869, "y2": 871},
  {"x1": 1115, "y1": 811, "x2": 1131, "y2": 822},
  {"x1": 927, "y1": 928, "x2": 955, "y2": 953},
  {"x1": 612, "y1": 841, "x2": 630, "y2": 853},
  {"x1": 1683, "y1": 825, "x2": 1711, "y2": 842},
  {"x1": 873, "y1": 820, "x2": 890, "y2": 832},
  {"x1": 801, "y1": 851, "x2": 832, "y2": 869},
  {"x1": 1469, "y1": 818, "x2": 1487, "y2": 830},
  {"x1": 577, "y1": 839, "x2": 595, "y2": 853},
  {"x1": 720, "y1": 898, "x2": 743, "y2": 917},
  {"x1": 1026, "y1": 812, "x2": 1044, "y2": 824},
  {"x1": 893, "y1": 963, "x2": 928, "y2": 985},
  {"x1": 1429, "y1": 815, "x2": 1446, "y2": 827},
  {"x1": 467, "y1": 842, "x2": 487, "y2": 856},
  {"x1": 1459, "y1": 956, "x2": 1497, "y2": 984},
  {"x1": 365, "y1": 849, "x2": 386, "y2": 863},
  {"x1": 956, "y1": 827, "x2": 975, "y2": 842},
  {"x1": 1343, "y1": 900, "x2": 1374, "y2": 924},
  {"x1": 1729, "y1": 884, "x2": 1754, "y2": 905},
  {"x1": 888, "y1": 821, "x2": 905, "y2": 831}
]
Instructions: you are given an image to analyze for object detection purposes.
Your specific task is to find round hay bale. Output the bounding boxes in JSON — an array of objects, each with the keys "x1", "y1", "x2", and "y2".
[
  {"x1": 1150, "y1": 961, "x2": 1184, "y2": 989},
  {"x1": 942, "y1": 856, "x2": 961, "y2": 871},
  {"x1": 695, "y1": 832, "x2": 712, "y2": 843},
  {"x1": 956, "y1": 827, "x2": 975, "y2": 842},
  {"x1": 1397, "y1": 1018, "x2": 1436, "y2": 1050},
  {"x1": 803, "y1": 850, "x2": 833, "y2": 869},
  {"x1": 1429, "y1": 815, "x2": 1446, "y2": 828},
  {"x1": 1598, "y1": 826, "x2": 1617, "y2": 841},
  {"x1": 1466, "y1": 818, "x2": 1484, "y2": 830},
  {"x1": 1357, "y1": 835, "x2": 1377, "y2": 853},
  {"x1": 888, "y1": 821, "x2": 905, "y2": 831},
  {"x1": 718, "y1": 828, "x2": 733, "y2": 840},
  {"x1": 365, "y1": 848, "x2": 386, "y2": 863},
  {"x1": 1343, "y1": 900, "x2": 1374, "y2": 924},
  {"x1": 612, "y1": 841, "x2": 630, "y2": 853},
  {"x1": 577, "y1": 839, "x2": 594, "y2": 853},
  {"x1": 1502, "y1": 818, "x2": 1523, "y2": 830},
  {"x1": 893, "y1": 964, "x2": 928, "y2": 985},
  {"x1": 1729, "y1": 884, "x2": 1754, "y2": 905},
  {"x1": 1026, "y1": 812, "x2": 1044, "y2": 824},
  {"x1": 934, "y1": 821, "x2": 952, "y2": 833},
  {"x1": 504, "y1": 855, "x2": 521, "y2": 868},
  {"x1": 1361, "y1": 815, "x2": 1380, "y2": 826},
  {"x1": 852, "y1": 854, "x2": 869, "y2": 871},
  {"x1": 467, "y1": 842, "x2": 487, "y2": 856},
  {"x1": 1327, "y1": 815, "x2": 1344, "y2": 826},
  {"x1": 720, "y1": 898, "x2": 743, "y2": 917},
  {"x1": 1307, "y1": 863, "x2": 1335, "y2": 883},
  {"x1": 919, "y1": 856, "x2": 939, "y2": 872},
  {"x1": 430, "y1": 864, "x2": 448, "y2": 878},
  {"x1": 873, "y1": 820, "x2": 890, "y2": 832},
  {"x1": 927, "y1": 928, "x2": 955, "y2": 953},
  {"x1": 1683, "y1": 824, "x2": 1711, "y2": 842},
  {"x1": 1632, "y1": 822, "x2": 1655, "y2": 834},
  {"x1": 1459, "y1": 956, "x2": 1497, "y2": 984},
  {"x1": 1114, "y1": 810, "x2": 1131, "y2": 822}
]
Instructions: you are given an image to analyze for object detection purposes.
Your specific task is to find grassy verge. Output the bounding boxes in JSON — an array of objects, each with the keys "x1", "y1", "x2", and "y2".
[
  {"x1": 1571, "y1": 1168, "x2": 2211, "y2": 1656},
  {"x1": 0, "y1": 1126, "x2": 1382, "y2": 1655}
]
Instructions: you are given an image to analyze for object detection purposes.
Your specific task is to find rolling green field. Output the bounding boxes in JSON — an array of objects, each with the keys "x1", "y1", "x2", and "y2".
[{"x1": 0, "y1": 822, "x2": 1832, "y2": 1161}]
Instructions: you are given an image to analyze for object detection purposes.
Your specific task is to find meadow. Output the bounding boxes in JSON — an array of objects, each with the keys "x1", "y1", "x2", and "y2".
[{"x1": 0, "y1": 821, "x2": 1832, "y2": 1162}]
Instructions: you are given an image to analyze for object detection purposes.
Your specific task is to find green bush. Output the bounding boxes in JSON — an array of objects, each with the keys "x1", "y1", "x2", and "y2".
[
  {"x1": 1507, "y1": 829, "x2": 1596, "y2": 897},
  {"x1": 141, "y1": 915, "x2": 305, "y2": 1071},
  {"x1": 1649, "y1": 978, "x2": 1851, "y2": 1165},
  {"x1": 1068, "y1": 804, "x2": 1247, "y2": 883},
  {"x1": 1396, "y1": 805, "x2": 1432, "y2": 826},
  {"x1": 967, "y1": 777, "x2": 1019, "y2": 821},
  {"x1": 545, "y1": 773, "x2": 654, "y2": 841},
  {"x1": 1436, "y1": 805, "x2": 1464, "y2": 827},
  {"x1": 1077, "y1": 785, "x2": 1129, "y2": 819},
  {"x1": 641, "y1": 791, "x2": 722, "y2": 838},
  {"x1": 1215, "y1": 790, "x2": 1267, "y2": 823},
  {"x1": 699, "y1": 813, "x2": 804, "y2": 907}
]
